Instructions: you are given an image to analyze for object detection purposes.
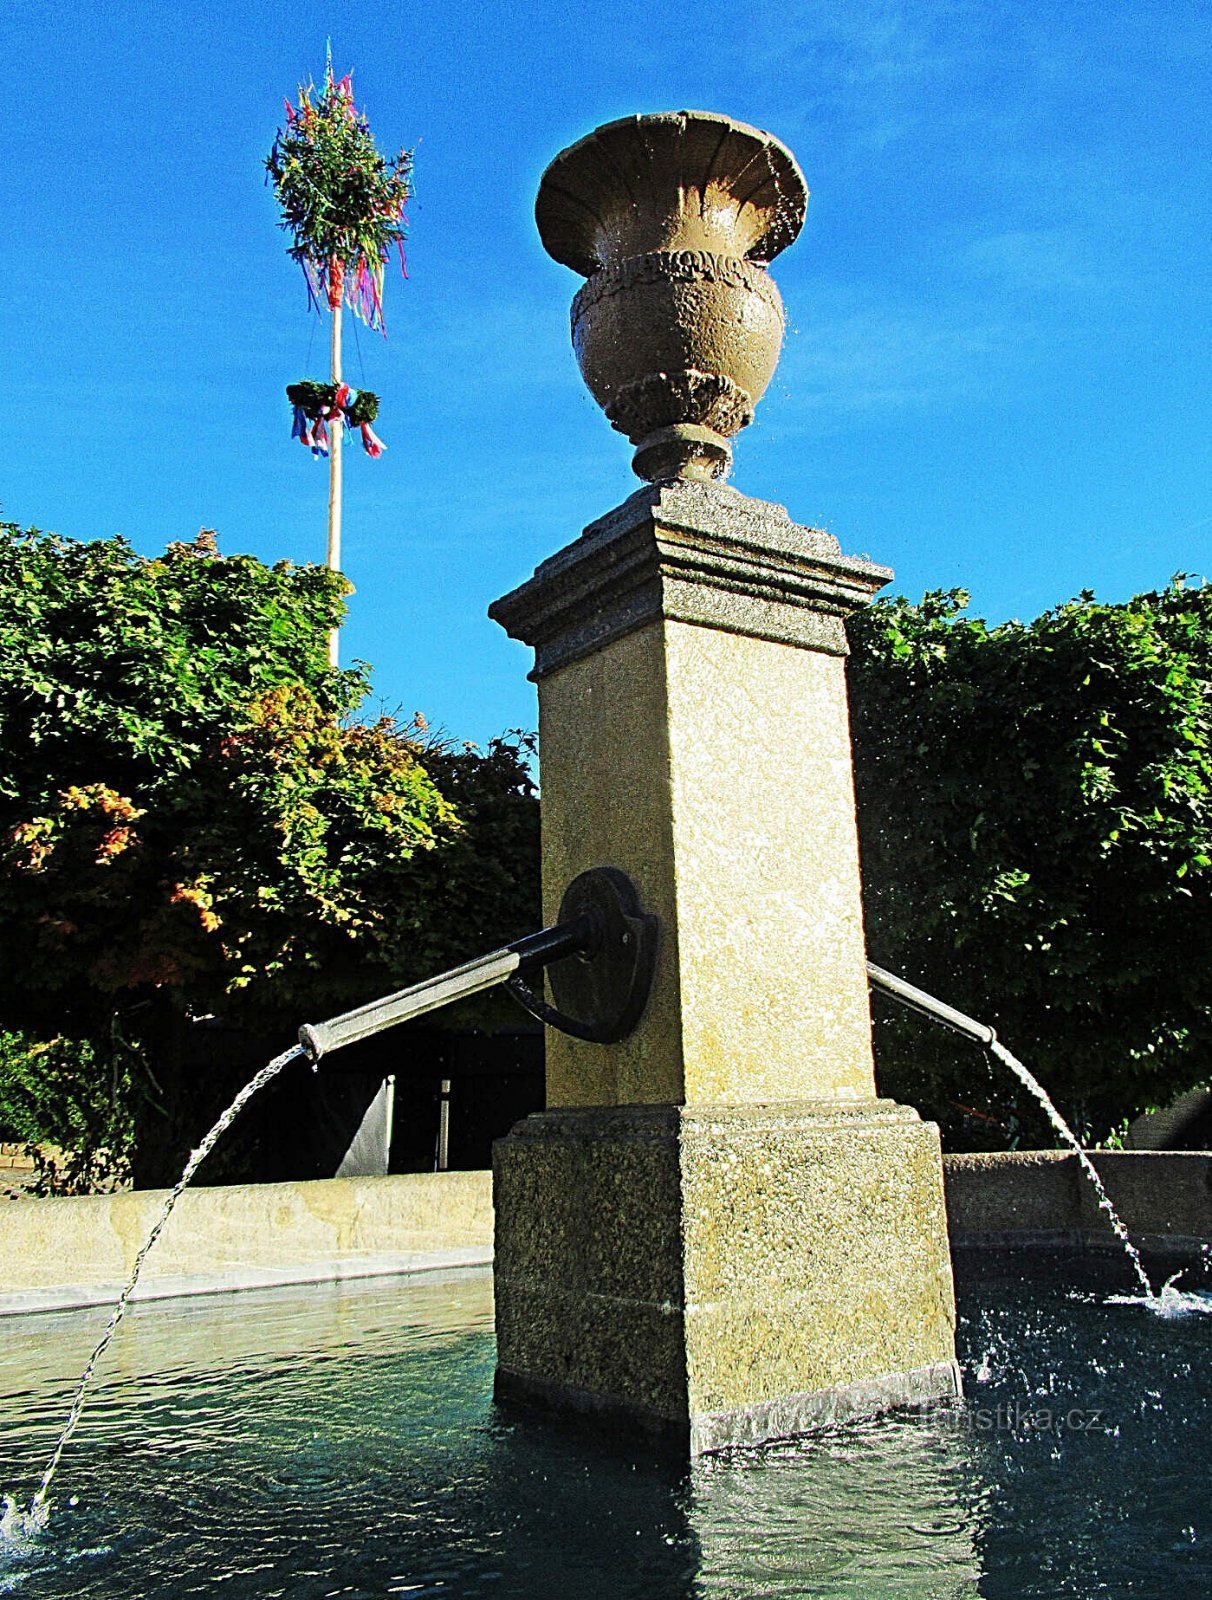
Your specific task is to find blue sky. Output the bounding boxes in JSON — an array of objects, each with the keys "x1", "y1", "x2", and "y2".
[{"x1": 1, "y1": 1, "x2": 1209, "y2": 745}]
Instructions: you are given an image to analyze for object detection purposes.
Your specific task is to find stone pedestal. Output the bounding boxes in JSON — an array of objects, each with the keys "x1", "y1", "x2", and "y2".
[
  {"x1": 489, "y1": 480, "x2": 960, "y2": 1451},
  {"x1": 494, "y1": 1101, "x2": 959, "y2": 1453}
]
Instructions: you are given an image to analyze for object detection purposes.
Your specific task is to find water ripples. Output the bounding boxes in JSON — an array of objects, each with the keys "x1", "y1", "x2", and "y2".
[{"x1": 0, "y1": 1264, "x2": 1208, "y2": 1598}]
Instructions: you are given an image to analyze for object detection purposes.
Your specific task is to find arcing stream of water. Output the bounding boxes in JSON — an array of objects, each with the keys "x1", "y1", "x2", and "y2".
[
  {"x1": 985, "y1": 1037, "x2": 1212, "y2": 1315},
  {"x1": 865, "y1": 962, "x2": 1168, "y2": 1303},
  {"x1": 0, "y1": 1042, "x2": 305, "y2": 1541},
  {"x1": 986, "y1": 1038, "x2": 1156, "y2": 1299}
]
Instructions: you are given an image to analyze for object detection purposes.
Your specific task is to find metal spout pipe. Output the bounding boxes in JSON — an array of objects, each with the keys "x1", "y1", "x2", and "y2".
[
  {"x1": 866, "y1": 960, "x2": 997, "y2": 1049},
  {"x1": 299, "y1": 913, "x2": 597, "y2": 1063}
]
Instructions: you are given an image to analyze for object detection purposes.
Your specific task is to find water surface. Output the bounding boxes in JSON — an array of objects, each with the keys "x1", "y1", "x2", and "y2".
[{"x1": 1, "y1": 1262, "x2": 1208, "y2": 1598}]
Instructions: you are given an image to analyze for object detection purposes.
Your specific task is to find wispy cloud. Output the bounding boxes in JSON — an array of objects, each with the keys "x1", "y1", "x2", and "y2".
[
  {"x1": 767, "y1": 0, "x2": 955, "y2": 82},
  {"x1": 963, "y1": 226, "x2": 1114, "y2": 298},
  {"x1": 776, "y1": 295, "x2": 1027, "y2": 416},
  {"x1": 742, "y1": 0, "x2": 976, "y2": 155}
]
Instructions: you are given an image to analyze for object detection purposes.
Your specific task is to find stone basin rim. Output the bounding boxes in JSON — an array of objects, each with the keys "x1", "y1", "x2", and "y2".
[{"x1": 536, "y1": 109, "x2": 808, "y2": 277}]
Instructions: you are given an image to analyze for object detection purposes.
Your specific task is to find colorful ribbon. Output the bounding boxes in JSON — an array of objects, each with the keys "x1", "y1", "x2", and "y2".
[
  {"x1": 356, "y1": 423, "x2": 385, "y2": 458},
  {"x1": 291, "y1": 404, "x2": 314, "y2": 449},
  {"x1": 288, "y1": 384, "x2": 384, "y2": 457}
]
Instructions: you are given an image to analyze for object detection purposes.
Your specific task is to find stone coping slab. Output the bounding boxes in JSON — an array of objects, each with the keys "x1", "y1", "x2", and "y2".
[
  {"x1": 489, "y1": 480, "x2": 892, "y2": 679},
  {"x1": 0, "y1": 1171, "x2": 493, "y2": 1316},
  {"x1": 1, "y1": 1151, "x2": 1205, "y2": 1319}
]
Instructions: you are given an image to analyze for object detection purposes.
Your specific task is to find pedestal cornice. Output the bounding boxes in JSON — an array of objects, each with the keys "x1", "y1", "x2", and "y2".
[{"x1": 489, "y1": 480, "x2": 893, "y2": 678}]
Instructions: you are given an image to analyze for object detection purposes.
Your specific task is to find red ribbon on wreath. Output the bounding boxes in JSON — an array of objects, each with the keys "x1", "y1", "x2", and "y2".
[
  {"x1": 356, "y1": 422, "x2": 385, "y2": 458},
  {"x1": 311, "y1": 384, "x2": 350, "y2": 458}
]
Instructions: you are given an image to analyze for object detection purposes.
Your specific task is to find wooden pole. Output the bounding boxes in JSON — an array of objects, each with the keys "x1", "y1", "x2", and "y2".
[{"x1": 326, "y1": 290, "x2": 343, "y2": 668}]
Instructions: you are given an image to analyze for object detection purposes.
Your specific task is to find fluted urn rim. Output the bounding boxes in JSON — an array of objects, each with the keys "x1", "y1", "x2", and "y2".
[{"x1": 536, "y1": 110, "x2": 808, "y2": 278}]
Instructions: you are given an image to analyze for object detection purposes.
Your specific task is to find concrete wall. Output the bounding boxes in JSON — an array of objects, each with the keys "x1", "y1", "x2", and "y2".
[
  {"x1": 1, "y1": 1151, "x2": 1207, "y2": 1319},
  {"x1": 943, "y1": 1150, "x2": 1212, "y2": 1252},
  {"x1": 0, "y1": 1171, "x2": 493, "y2": 1315}
]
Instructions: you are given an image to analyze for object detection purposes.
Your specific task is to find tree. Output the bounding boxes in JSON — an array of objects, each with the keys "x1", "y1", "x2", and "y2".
[
  {"x1": 0, "y1": 524, "x2": 539, "y2": 1183},
  {"x1": 847, "y1": 581, "x2": 1212, "y2": 1148}
]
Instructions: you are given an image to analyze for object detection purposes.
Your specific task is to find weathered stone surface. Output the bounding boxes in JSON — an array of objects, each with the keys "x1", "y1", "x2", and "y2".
[
  {"x1": 536, "y1": 112, "x2": 806, "y2": 277},
  {"x1": 498, "y1": 125, "x2": 958, "y2": 1451},
  {"x1": 493, "y1": 1102, "x2": 959, "y2": 1452},
  {"x1": 490, "y1": 480, "x2": 891, "y2": 679},
  {"x1": 942, "y1": 1150, "x2": 1082, "y2": 1236},
  {"x1": 1126, "y1": 1086, "x2": 1212, "y2": 1150},
  {"x1": 944, "y1": 1150, "x2": 1212, "y2": 1251},
  {"x1": 0, "y1": 1171, "x2": 494, "y2": 1315},
  {"x1": 536, "y1": 620, "x2": 683, "y2": 1106},
  {"x1": 1081, "y1": 1151, "x2": 1212, "y2": 1241},
  {"x1": 496, "y1": 482, "x2": 889, "y2": 1113},
  {"x1": 571, "y1": 250, "x2": 784, "y2": 458},
  {"x1": 535, "y1": 111, "x2": 808, "y2": 481},
  {"x1": 534, "y1": 616, "x2": 882, "y2": 1108}
]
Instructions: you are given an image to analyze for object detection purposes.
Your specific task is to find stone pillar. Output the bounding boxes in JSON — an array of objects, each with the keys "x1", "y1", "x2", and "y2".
[{"x1": 489, "y1": 479, "x2": 960, "y2": 1453}]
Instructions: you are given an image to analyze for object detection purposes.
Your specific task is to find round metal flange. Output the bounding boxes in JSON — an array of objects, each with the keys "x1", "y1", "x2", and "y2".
[{"x1": 509, "y1": 867, "x2": 659, "y2": 1044}]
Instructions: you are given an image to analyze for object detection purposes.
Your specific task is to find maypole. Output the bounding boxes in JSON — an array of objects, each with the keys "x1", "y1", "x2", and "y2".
[
  {"x1": 327, "y1": 272, "x2": 343, "y2": 597},
  {"x1": 267, "y1": 57, "x2": 412, "y2": 667}
]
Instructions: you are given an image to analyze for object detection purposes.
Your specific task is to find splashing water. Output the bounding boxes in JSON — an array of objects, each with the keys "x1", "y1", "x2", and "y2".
[
  {"x1": 988, "y1": 1039, "x2": 1157, "y2": 1300},
  {"x1": 1107, "y1": 1270, "x2": 1212, "y2": 1319},
  {"x1": 0, "y1": 1488, "x2": 49, "y2": 1545},
  {"x1": 759, "y1": 136, "x2": 799, "y2": 260},
  {"x1": 1, "y1": 1043, "x2": 305, "y2": 1540}
]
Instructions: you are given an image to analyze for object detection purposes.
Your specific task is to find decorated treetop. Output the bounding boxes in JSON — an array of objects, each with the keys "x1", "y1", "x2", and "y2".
[{"x1": 267, "y1": 58, "x2": 413, "y2": 332}]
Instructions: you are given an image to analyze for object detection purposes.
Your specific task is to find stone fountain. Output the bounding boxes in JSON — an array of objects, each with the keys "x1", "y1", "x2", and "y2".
[{"x1": 489, "y1": 111, "x2": 959, "y2": 1453}]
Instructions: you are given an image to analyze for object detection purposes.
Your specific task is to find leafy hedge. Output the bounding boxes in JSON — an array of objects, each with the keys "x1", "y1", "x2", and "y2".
[
  {"x1": 0, "y1": 1028, "x2": 136, "y2": 1194},
  {"x1": 848, "y1": 580, "x2": 1212, "y2": 1147},
  {"x1": 0, "y1": 524, "x2": 538, "y2": 1187}
]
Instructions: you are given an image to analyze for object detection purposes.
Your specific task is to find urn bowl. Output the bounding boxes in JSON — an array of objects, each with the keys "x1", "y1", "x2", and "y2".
[{"x1": 536, "y1": 112, "x2": 808, "y2": 481}]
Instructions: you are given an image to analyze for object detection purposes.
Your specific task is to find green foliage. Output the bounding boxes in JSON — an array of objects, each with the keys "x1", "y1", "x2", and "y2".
[
  {"x1": 0, "y1": 522, "x2": 353, "y2": 809},
  {"x1": 345, "y1": 389, "x2": 379, "y2": 426},
  {"x1": 267, "y1": 62, "x2": 412, "y2": 328},
  {"x1": 286, "y1": 382, "x2": 380, "y2": 426},
  {"x1": 286, "y1": 380, "x2": 339, "y2": 417},
  {"x1": 0, "y1": 523, "x2": 539, "y2": 1183},
  {"x1": 403, "y1": 732, "x2": 542, "y2": 975},
  {"x1": 848, "y1": 580, "x2": 1212, "y2": 1147},
  {"x1": 0, "y1": 1028, "x2": 136, "y2": 1195},
  {"x1": 0, "y1": 523, "x2": 450, "y2": 1026}
]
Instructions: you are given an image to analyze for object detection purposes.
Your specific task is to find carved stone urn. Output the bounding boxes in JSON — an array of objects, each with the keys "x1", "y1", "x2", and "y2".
[{"x1": 535, "y1": 110, "x2": 808, "y2": 482}]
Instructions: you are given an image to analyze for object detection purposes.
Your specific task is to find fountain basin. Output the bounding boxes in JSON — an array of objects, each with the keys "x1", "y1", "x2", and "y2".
[
  {"x1": 0, "y1": 1172, "x2": 493, "y2": 1316},
  {"x1": 2, "y1": 1154, "x2": 1207, "y2": 1314},
  {"x1": 1, "y1": 1252, "x2": 1209, "y2": 1598},
  {"x1": 945, "y1": 1149, "x2": 1212, "y2": 1262}
]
